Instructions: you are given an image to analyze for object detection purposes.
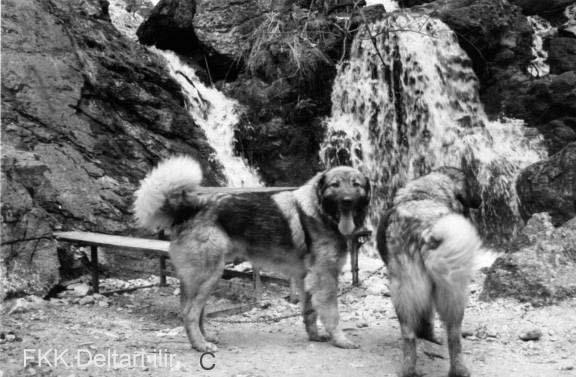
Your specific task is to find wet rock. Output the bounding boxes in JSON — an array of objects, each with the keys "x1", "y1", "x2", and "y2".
[
  {"x1": 68, "y1": 283, "x2": 91, "y2": 297},
  {"x1": 509, "y1": 0, "x2": 574, "y2": 20},
  {"x1": 138, "y1": 0, "x2": 265, "y2": 80},
  {"x1": 547, "y1": 37, "x2": 576, "y2": 74},
  {"x1": 420, "y1": 0, "x2": 533, "y2": 80},
  {"x1": 1, "y1": 0, "x2": 223, "y2": 299},
  {"x1": 4, "y1": 295, "x2": 46, "y2": 315},
  {"x1": 498, "y1": 71, "x2": 576, "y2": 142},
  {"x1": 540, "y1": 118, "x2": 576, "y2": 155},
  {"x1": 137, "y1": 0, "x2": 198, "y2": 53},
  {"x1": 356, "y1": 319, "x2": 369, "y2": 328},
  {"x1": 365, "y1": 276, "x2": 389, "y2": 296},
  {"x1": 79, "y1": 296, "x2": 95, "y2": 305},
  {"x1": 482, "y1": 213, "x2": 576, "y2": 305},
  {"x1": 517, "y1": 142, "x2": 576, "y2": 226},
  {"x1": 519, "y1": 328, "x2": 543, "y2": 341}
]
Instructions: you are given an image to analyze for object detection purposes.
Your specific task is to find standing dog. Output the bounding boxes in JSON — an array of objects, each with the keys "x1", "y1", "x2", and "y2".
[
  {"x1": 376, "y1": 167, "x2": 483, "y2": 377},
  {"x1": 134, "y1": 156, "x2": 371, "y2": 352}
]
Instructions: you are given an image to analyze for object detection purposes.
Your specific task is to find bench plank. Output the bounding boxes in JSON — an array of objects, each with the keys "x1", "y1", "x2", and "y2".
[
  {"x1": 191, "y1": 187, "x2": 297, "y2": 194},
  {"x1": 54, "y1": 231, "x2": 169, "y2": 255}
]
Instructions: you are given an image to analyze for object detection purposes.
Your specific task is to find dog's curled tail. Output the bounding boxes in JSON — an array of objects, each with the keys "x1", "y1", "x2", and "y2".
[
  {"x1": 134, "y1": 156, "x2": 203, "y2": 231},
  {"x1": 423, "y1": 214, "x2": 483, "y2": 290}
]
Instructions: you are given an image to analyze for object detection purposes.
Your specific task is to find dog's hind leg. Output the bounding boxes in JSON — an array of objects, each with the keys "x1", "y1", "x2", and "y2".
[
  {"x1": 173, "y1": 227, "x2": 226, "y2": 353},
  {"x1": 389, "y1": 261, "x2": 434, "y2": 377},
  {"x1": 179, "y1": 265, "x2": 222, "y2": 352},
  {"x1": 434, "y1": 282, "x2": 470, "y2": 377}
]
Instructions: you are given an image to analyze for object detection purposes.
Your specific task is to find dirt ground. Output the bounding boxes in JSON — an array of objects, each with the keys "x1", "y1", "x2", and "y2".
[{"x1": 1, "y1": 256, "x2": 575, "y2": 377}]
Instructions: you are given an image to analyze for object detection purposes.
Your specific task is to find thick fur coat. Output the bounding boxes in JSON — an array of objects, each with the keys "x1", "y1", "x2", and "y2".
[
  {"x1": 134, "y1": 156, "x2": 371, "y2": 352},
  {"x1": 377, "y1": 167, "x2": 484, "y2": 377}
]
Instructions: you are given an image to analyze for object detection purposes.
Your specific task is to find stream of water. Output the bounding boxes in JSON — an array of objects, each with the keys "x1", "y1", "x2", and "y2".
[
  {"x1": 320, "y1": 12, "x2": 547, "y2": 241},
  {"x1": 108, "y1": 0, "x2": 262, "y2": 187}
]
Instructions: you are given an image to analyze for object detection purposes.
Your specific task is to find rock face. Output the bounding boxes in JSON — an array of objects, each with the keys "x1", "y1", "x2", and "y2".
[
  {"x1": 138, "y1": 0, "x2": 347, "y2": 185},
  {"x1": 1, "y1": 0, "x2": 222, "y2": 298},
  {"x1": 508, "y1": 0, "x2": 574, "y2": 19},
  {"x1": 547, "y1": 37, "x2": 576, "y2": 74},
  {"x1": 482, "y1": 213, "x2": 576, "y2": 305},
  {"x1": 136, "y1": 0, "x2": 199, "y2": 55},
  {"x1": 516, "y1": 142, "x2": 576, "y2": 226},
  {"x1": 138, "y1": 0, "x2": 270, "y2": 80},
  {"x1": 413, "y1": 0, "x2": 576, "y2": 155},
  {"x1": 418, "y1": 0, "x2": 533, "y2": 81}
]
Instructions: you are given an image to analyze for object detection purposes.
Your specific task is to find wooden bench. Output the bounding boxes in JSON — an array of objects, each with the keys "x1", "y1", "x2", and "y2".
[{"x1": 53, "y1": 186, "x2": 371, "y2": 296}]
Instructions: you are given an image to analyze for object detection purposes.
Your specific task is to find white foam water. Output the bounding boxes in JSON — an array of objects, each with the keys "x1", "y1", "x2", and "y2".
[
  {"x1": 365, "y1": 0, "x2": 399, "y2": 12},
  {"x1": 321, "y1": 13, "x2": 546, "y2": 241},
  {"x1": 527, "y1": 16, "x2": 554, "y2": 77},
  {"x1": 108, "y1": 0, "x2": 262, "y2": 187},
  {"x1": 152, "y1": 49, "x2": 262, "y2": 187}
]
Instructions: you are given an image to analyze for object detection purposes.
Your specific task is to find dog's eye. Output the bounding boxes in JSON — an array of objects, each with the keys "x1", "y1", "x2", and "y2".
[
  {"x1": 329, "y1": 182, "x2": 340, "y2": 188},
  {"x1": 352, "y1": 181, "x2": 362, "y2": 187}
]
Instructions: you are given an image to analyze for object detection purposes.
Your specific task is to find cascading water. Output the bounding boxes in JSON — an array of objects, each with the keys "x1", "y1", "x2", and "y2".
[
  {"x1": 154, "y1": 50, "x2": 262, "y2": 187},
  {"x1": 108, "y1": 0, "x2": 262, "y2": 187},
  {"x1": 527, "y1": 15, "x2": 553, "y2": 78},
  {"x1": 321, "y1": 12, "x2": 546, "y2": 242}
]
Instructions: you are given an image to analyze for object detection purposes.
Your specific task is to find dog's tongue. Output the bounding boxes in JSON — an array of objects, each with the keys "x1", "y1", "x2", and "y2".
[{"x1": 338, "y1": 211, "x2": 356, "y2": 236}]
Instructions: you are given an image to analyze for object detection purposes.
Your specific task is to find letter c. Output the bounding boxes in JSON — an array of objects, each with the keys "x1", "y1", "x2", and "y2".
[{"x1": 200, "y1": 352, "x2": 215, "y2": 370}]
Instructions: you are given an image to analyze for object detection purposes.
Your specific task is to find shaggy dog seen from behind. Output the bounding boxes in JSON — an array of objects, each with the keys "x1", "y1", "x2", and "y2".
[
  {"x1": 134, "y1": 156, "x2": 371, "y2": 352},
  {"x1": 377, "y1": 167, "x2": 485, "y2": 377}
]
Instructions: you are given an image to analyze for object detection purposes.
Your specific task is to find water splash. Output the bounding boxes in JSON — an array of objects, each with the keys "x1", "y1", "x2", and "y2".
[
  {"x1": 321, "y1": 13, "x2": 546, "y2": 241},
  {"x1": 108, "y1": 0, "x2": 262, "y2": 187},
  {"x1": 527, "y1": 16, "x2": 553, "y2": 77},
  {"x1": 365, "y1": 0, "x2": 399, "y2": 12},
  {"x1": 153, "y1": 49, "x2": 262, "y2": 187}
]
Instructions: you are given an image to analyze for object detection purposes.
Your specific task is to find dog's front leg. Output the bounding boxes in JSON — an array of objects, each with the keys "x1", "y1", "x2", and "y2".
[
  {"x1": 305, "y1": 267, "x2": 358, "y2": 349},
  {"x1": 293, "y1": 276, "x2": 327, "y2": 342}
]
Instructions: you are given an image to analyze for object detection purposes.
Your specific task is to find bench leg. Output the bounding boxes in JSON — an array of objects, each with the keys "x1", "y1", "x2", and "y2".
[
  {"x1": 350, "y1": 239, "x2": 360, "y2": 287},
  {"x1": 90, "y1": 245, "x2": 99, "y2": 294},
  {"x1": 253, "y1": 266, "x2": 262, "y2": 305},
  {"x1": 159, "y1": 255, "x2": 168, "y2": 287}
]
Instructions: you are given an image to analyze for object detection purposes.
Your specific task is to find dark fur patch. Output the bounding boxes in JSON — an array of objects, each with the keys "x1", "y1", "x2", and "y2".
[{"x1": 216, "y1": 193, "x2": 295, "y2": 249}]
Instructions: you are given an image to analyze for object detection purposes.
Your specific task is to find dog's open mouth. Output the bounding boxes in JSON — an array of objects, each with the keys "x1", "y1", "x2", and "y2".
[{"x1": 338, "y1": 209, "x2": 356, "y2": 236}]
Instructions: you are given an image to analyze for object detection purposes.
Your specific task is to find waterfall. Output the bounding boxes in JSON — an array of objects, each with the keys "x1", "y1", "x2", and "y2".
[
  {"x1": 108, "y1": 0, "x2": 262, "y2": 187},
  {"x1": 321, "y1": 13, "x2": 546, "y2": 241},
  {"x1": 527, "y1": 16, "x2": 553, "y2": 78}
]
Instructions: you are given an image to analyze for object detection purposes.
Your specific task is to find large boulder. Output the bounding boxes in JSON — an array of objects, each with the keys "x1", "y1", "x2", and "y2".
[
  {"x1": 222, "y1": 11, "x2": 347, "y2": 184},
  {"x1": 547, "y1": 37, "x2": 576, "y2": 74},
  {"x1": 136, "y1": 0, "x2": 199, "y2": 55},
  {"x1": 482, "y1": 213, "x2": 576, "y2": 305},
  {"x1": 138, "y1": 0, "x2": 271, "y2": 80},
  {"x1": 508, "y1": 0, "x2": 574, "y2": 20},
  {"x1": 516, "y1": 142, "x2": 576, "y2": 226},
  {"x1": 1, "y1": 0, "x2": 223, "y2": 298},
  {"x1": 418, "y1": 0, "x2": 533, "y2": 81}
]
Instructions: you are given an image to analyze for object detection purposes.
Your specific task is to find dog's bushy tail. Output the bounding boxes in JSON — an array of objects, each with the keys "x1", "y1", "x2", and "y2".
[
  {"x1": 424, "y1": 214, "x2": 482, "y2": 288},
  {"x1": 134, "y1": 156, "x2": 203, "y2": 231}
]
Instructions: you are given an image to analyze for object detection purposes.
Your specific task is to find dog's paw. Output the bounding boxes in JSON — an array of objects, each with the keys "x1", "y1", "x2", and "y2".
[
  {"x1": 193, "y1": 341, "x2": 218, "y2": 353},
  {"x1": 204, "y1": 335, "x2": 220, "y2": 344},
  {"x1": 331, "y1": 333, "x2": 359, "y2": 349},
  {"x1": 448, "y1": 364, "x2": 470, "y2": 377},
  {"x1": 308, "y1": 333, "x2": 329, "y2": 342}
]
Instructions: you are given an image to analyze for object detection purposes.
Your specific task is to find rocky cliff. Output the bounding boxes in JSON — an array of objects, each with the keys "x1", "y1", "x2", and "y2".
[{"x1": 1, "y1": 0, "x2": 223, "y2": 298}]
